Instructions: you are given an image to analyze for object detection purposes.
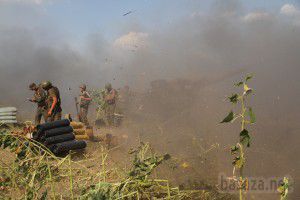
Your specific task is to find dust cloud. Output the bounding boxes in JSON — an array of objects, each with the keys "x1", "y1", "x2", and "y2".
[{"x1": 0, "y1": 1, "x2": 299, "y2": 199}]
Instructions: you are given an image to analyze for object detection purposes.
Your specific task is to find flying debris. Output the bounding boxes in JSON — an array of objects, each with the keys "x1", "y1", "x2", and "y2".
[{"x1": 123, "y1": 10, "x2": 135, "y2": 16}]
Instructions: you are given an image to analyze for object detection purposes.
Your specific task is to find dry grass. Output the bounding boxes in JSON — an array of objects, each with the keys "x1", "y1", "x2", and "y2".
[{"x1": 0, "y1": 124, "x2": 236, "y2": 200}]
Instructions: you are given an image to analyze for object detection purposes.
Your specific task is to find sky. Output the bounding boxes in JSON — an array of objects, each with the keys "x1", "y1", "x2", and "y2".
[
  {"x1": 1, "y1": 0, "x2": 300, "y2": 49},
  {"x1": 1, "y1": 0, "x2": 300, "y2": 109}
]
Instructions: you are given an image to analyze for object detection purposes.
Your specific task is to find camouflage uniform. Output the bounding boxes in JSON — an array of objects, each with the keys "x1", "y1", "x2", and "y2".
[
  {"x1": 46, "y1": 86, "x2": 62, "y2": 122},
  {"x1": 105, "y1": 101, "x2": 116, "y2": 126},
  {"x1": 79, "y1": 90, "x2": 91, "y2": 126},
  {"x1": 104, "y1": 84, "x2": 117, "y2": 126},
  {"x1": 32, "y1": 85, "x2": 47, "y2": 125}
]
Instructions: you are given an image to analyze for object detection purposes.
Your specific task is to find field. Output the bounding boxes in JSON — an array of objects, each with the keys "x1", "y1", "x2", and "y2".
[
  {"x1": 0, "y1": 124, "x2": 237, "y2": 199},
  {"x1": 0, "y1": 76, "x2": 295, "y2": 200}
]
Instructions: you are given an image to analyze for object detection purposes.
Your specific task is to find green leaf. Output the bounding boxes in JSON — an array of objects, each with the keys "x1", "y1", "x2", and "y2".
[
  {"x1": 243, "y1": 84, "x2": 253, "y2": 96},
  {"x1": 248, "y1": 107, "x2": 256, "y2": 123},
  {"x1": 277, "y1": 177, "x2": 289, "y2": 200},
  {"x1": 3, "y1": 137, "x2": 13, "y2": 149},
  {"x1": 245, "y1": 74, "x2": 253, "y2": 82},
  {"x1": 232, "y1": 156, "x2": 245, "y2": 168},
  {"x1": 230, "y1": 145, "x2": 239, "y2": 155},
  {"x1": 234, "y1": 81, "x2": 243, "y2": 87},
  {"x1": 220, "y1": 111, "x2": 234, "y2": 123},
  {"x1": 228, "y1": 94, "x2": 239, "y2": 104},
  {"x1": 240, "y1": 129, "x2": 250, "y2": 147}
]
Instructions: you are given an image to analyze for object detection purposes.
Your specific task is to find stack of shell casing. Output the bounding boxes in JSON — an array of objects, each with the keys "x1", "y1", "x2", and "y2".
[
  {"x1": 33, "y1": 119, "x2": 87, "y2": 156},
  {"x1": 70, "y1": 121, "x2": 94, "y2": 140},
  {"x1": 0, "y1": 107, "x2": 17, "y2": 124}
]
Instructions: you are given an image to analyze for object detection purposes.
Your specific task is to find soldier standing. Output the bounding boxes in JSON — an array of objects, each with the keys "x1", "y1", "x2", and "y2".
[
  {"x1": 28, "y1": 83, "x2": 47, "y2": 125},
  {"x1": 41, "y1": 81, "x2": 62, "y2": 122},
  {"x1": 104, "y1": 83, "x2": 117, "y2": 126},
  {"x1": 78, "y1": 84, "x2": 92, "y2": 126}
]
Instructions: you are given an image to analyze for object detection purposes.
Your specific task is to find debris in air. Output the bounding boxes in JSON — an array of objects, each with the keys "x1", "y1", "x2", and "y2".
[{"x1": 123, "y1": 10, "x2": 135, "y2": 16}]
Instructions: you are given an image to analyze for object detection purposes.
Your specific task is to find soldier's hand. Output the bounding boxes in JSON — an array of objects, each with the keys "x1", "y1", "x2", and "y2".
[{"x1": 48, "y1": 110, "x2": 52, "y2": 116}]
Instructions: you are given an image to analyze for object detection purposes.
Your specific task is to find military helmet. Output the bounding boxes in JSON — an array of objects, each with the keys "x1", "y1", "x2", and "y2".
[
  {"x1": 29, "y1": 83, "x2": 37, "y2": 90},
  {"x1": 105, "y1": 83, "x2": 112, "y2": 90},
  {"x1": 80, "y1": 84, "x2": 87, "y2": 90},
  {"x1": 41, "y1": 81, "x2": 52, "y2": 90}
]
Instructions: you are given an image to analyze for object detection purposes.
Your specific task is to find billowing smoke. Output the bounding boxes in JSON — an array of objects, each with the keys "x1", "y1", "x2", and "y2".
[{"x1": 0, "y1": 1, "x2": 300, "y2": 199}]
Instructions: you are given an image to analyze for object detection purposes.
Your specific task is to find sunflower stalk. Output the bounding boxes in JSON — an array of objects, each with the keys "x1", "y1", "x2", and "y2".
[{"x1": 221, "y1": 74, "x2": 255, "y2": 200}]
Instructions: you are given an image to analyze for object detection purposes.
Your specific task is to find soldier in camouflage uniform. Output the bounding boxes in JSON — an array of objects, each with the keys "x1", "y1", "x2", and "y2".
[
  {"x1": 104, "y1": 83, "x2": 117, "y2": 126},
  {"x1": 28, "y1": 83, "x2": 47, "y2": 125},
  {"x1": 41, "y1": 81, "x2": 62, "y2": 122},
  {"x1": 78, "y1": 84, "x2": 92, "y2": 126}
]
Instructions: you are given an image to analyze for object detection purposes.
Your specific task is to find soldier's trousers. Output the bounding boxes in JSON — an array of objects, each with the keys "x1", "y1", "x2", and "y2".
[
  {"x1": 79, "y1": 106, "x2": 89, "y2": 126},
  {"x1": 105, "y1": 103, "x2": 116, "y2": 126},
  {"x1": 35, "y1": 107, "x2": 48, "y2": 126}
]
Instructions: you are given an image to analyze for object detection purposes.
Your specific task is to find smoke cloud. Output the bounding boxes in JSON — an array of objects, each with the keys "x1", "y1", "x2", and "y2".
[{"x1": 0, "y1": 1, "x2": 299, "y2": 199}]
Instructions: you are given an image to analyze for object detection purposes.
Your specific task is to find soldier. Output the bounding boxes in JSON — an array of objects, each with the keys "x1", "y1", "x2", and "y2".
[
  {"x1": 118, "y1": 85, "x2": 131, "y2": 112},
  {"x1": 78, "y1": 84, "x2": 92, "y2": 126},
  {"x1": 41, "y1": 81, "x2": 62, "y2": 122},
  {"x1": 104, "y1": 83, "x2": 117, "y2": 126},
  {"x1": 28, "y1": 83, "x2": 47, "y2": 125}
]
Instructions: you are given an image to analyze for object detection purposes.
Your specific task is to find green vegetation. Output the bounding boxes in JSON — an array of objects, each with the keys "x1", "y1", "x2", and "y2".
[
  {"x1": 0, "y1": 129, "x2": 59, "y2": 199},
  {"x1": 81, "y1": 143, "x2": 174, "y2": 199},
  {"x1": 0, "y1": 128, "x2": 232, "y2": 199},
  {"x1": 278, "y1": 177, "x2": 290, "y2": 200},
  {"x1": 221, "y1": 75, "x2": 255, "y2": 200},
  {"x1": 3, "y1": 74, "x2": 291, "y2": 200}
]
